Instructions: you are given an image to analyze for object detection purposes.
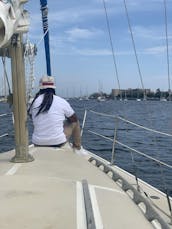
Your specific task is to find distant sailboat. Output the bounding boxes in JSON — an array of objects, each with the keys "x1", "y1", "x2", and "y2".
[
  {"x1": 124, "y1": 90, "x2": 128, "y2": 101},
  {"x1": 136, "y1": 90, "x2": 141, "y2": 101},
  {"x1": 160, "y1": 92, "x2": 167, "y2": 101},
  {"x1": 136, "y1": 98, "x2": 141, "y2": 101},
  {"x1": 160, "y1": 97, "x2": 167, "y2": 101},
  {"x1": 97, "y1": 95, "x2": 106, "y2": 102}
]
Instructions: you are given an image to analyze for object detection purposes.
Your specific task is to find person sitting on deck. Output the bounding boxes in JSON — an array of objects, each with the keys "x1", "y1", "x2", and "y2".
[{"x1": 28, "y1": 76, "x2": 85, "y2": 154}]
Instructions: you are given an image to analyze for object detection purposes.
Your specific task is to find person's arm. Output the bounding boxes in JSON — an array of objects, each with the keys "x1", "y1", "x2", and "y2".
[
  {"x1": 66, "y1": 113, "x2": 81, "y2": 149},
  {"x1": 66, "y1": 113, "x2": 78, "y2": 123}
]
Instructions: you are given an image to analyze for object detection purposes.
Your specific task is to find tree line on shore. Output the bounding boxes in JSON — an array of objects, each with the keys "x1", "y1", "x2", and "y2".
[{"x1": 89, "y1": 88, "x2": 171, "y2": 100}]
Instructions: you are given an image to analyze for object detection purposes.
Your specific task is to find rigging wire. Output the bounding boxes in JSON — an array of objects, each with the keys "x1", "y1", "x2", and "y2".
[
  {"x1": 163, "y1": 0, "x2": 171, "y2": 100},
  {"x1": 1, "y1": 56, "x2": 12, "y2": 95},
  {"x1": 123, "y1": 0, "x2": 146, "y2": 99},
  {"x1": 157, "y1": 0, "x2": 172, "y2": 218},
  {"x1": 122, "y1": 1, "x2": 171, "y2": 201},
  {"x1": 94, "y1": 0, "x2": 171, "y2": 196},
  {"x1": 94, "y1": 0, "x2": 172, "y2": 203},
  {"x1": 1, "y1": 55, "x2": 13, "y2": 106},
  {"x1": 102, "y1": 0, "x2": 122, "y2": 99},
  {"x1": 101, "y1": 0, "x2": 146, "y2": 187}
]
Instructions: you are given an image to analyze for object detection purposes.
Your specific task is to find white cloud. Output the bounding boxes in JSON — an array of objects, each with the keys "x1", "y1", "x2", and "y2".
[
  {"x1": 143, "y1": 45, "x2": 172, "y2": 55},
  {"x1": 131, "y1": 26, "x2": 172, "y2": 41},
  {"x1": 75, "y1": 48, "x2": 111, "y2": 56},
  {"x1": 48, "y1": 8, "x2": 103, "y2": 26},
  {"x1": 65, "y1": 27, "x2": 103, "y2": 41}
]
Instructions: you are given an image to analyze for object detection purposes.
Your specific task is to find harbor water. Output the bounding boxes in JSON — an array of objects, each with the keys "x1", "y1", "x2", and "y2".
[{"x1": 0, "y1": 99, "x2": 172, "y2": 195}]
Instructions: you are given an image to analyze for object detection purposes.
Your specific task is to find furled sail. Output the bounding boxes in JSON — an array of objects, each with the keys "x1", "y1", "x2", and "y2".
[{"x1": 40, "y1": 0, "x2": 51, "y2": 76}]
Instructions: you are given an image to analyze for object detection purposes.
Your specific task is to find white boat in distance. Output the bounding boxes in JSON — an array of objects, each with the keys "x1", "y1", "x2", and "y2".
[
  {"x1": 97, "y1": 96, "x2": 106, "y2": 102},
  {"x1": 160, "y1": 98, "x2": 167, "y2": 102},
  {"x1": 136, "y1": 98, "x2": 141, "y2": 101},
  {"x1": 0, "y1": 1, "x2": 171, "y2": 229}
]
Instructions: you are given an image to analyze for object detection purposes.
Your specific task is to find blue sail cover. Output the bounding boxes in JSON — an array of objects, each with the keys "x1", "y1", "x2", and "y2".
[{"x1": 40, "y1": 0, "x2": 51, "y2": 76}]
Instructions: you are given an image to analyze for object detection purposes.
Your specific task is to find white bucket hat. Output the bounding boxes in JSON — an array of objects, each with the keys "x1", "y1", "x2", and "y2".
[{"x1": 39, "y1": 76, "x2": 56, "y2": 89}]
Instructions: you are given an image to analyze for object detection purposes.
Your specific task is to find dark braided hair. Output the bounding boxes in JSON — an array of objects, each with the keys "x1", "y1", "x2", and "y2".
[{"x1": 28, "y1": 88, "x2": 56, "y2": 116}]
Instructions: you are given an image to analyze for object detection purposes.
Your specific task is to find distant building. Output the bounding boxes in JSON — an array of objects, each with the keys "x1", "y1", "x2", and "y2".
[
  {"x1": 111, "y1": 88, "x2": 151, "y2": 99},
  {"x1": 111, "y1": 89, "x2": 120, "y2": 97}
]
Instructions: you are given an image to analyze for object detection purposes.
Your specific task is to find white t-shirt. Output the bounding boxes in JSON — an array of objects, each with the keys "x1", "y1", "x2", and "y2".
[{"x1": 30, "y1": 94, "x2": 74, "y2": 145}]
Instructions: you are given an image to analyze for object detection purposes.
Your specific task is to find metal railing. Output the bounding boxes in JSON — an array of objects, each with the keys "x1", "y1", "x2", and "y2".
[
  {"x1": 0, "y1": 112, "x2": 12, "y2": 139},
  {"x1": 81, "y1": 109, "x2": 172, "y2": 170},
  {"x1": 81, "y1": 109, "x2": 172, "y2": 225}
]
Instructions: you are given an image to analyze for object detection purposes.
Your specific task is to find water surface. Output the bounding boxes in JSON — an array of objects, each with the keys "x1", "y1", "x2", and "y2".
[{"x1": 0, "y1": 99, "x2": 172, "y2": 194}]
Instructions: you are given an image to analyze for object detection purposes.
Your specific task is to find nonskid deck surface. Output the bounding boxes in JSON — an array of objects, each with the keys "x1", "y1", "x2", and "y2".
[
  {"x1": 88, "y1": 153, "x2": 172, "y2": 228},
  {"x1": 0, "y1": 145, "x2": 170, "y2": 229}
]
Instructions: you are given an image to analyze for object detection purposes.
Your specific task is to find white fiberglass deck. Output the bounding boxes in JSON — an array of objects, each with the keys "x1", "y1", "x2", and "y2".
[{"x1": 0, "y1": 145, "x2": 171, "y2": 229}]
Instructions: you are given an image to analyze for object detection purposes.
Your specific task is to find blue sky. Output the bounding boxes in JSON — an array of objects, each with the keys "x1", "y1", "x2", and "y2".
[{"x1": 25, "y1": 0, "x2": 172, "y2": 97}]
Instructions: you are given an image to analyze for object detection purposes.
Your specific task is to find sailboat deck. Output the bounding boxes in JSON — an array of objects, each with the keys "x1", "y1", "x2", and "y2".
[{"x1": 0, "y1": 145, "x2": 171, "y2": 229}]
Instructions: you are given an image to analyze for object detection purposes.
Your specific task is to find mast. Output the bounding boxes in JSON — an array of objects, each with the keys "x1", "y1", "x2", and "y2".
[
  {"x1": 0, "y1": 0, "x2": 34, "y2": 162},
  {"x1": 40, "y1": 0, "x2": 51, "y2": 76},
  {"x1": 10, "y1": 34, "x2": 34, "y2": 162}
]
